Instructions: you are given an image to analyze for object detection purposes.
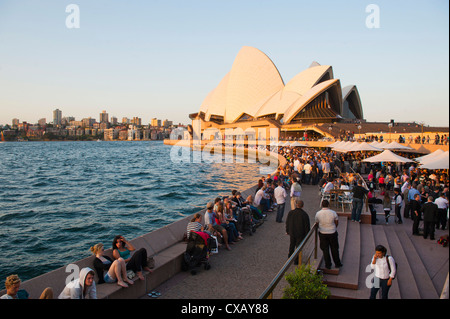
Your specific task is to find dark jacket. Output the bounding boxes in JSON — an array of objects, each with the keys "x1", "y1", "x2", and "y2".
[
  {"x1": 93, "y1": 255, "x2": 113, "y2": 284},
  {"x1": 421, "y1": 201, "x2": 438, "y2": 222},
  {"x1": 286, "y1": 208, "x2": 311, "y2": 240},
  {"x1": 352, "y1": 185, "x2": 368, "y2": 199},
  {"x1": 410, "y1": 199, "x2": 422, "y2": 219}
]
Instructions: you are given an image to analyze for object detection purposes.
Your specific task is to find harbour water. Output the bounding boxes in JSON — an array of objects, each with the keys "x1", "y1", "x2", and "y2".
[{"x1": 0, "y1": 141, "x2": 263, "y2": 282}]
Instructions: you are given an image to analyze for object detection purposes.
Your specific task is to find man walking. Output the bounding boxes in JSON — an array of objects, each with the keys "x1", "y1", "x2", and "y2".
[
  {"x1": 315, "y1": 200, "x2": 343, "y2": 269},
  {"x1": 285, "y1": 199, "x2": 310, "y2": 264},
  {"x1": 274, "y1": 180, "x2": 287, "y2": 223}
]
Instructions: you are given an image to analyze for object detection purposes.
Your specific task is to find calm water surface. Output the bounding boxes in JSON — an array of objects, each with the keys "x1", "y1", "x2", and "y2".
[{"x1": 0, "y1": 141, "x2": 263, "y2": 281}]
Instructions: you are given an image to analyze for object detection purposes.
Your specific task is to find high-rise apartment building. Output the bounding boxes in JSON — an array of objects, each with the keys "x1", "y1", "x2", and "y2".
[
  {"x1": 131, "y1": 117, "x2": 142, "y2": 126},
  {"x1": 99, "y1": 110, "x2": 109, "y2": 123},
  {"x1": 151, "y1": 118, "x2": 161, "y2": 127},
  {"x1": 53, "y1": 109, "x2": 62, "y2": 126},
  {"x1": 163, "y1": 119, "x2": 173, "y2": 128}
]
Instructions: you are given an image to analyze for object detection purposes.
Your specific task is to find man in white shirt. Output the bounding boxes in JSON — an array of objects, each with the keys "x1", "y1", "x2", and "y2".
[
  {"x1": 393, "y1": 188, "x2": 403, "y2": 224},
  {"x1": 274, "y1": 180, "x2": 287, "y2": 223},
  {"x1": 322, "y1": 160, "x2": 330, "y2": 177},
  {"x1": 304, "y1": 162, "x2": 312, "y2": 185},
  {"x1": 323, "y1": 178, "x2": 335, "y2": 193},
  {"x1": 293, "y1": 157, "x2": 300, "y2": 172},
  {"x1": 315, "y1": 200, "x2": 342, "y2": 269},
  {"x1": 254, "y1": 185, "x2": 270, "y2": 213},
  {"x1": 369, "y1": 245, "x2": 396, "y2": 299},
  {"x1": 435, "y1": 192, "x2": 449, "y2": 230}
]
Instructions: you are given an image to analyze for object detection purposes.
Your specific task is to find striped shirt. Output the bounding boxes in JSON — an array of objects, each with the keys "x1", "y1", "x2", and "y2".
[{"x1": 186, "y1": 221, "x2": 203, "y2": 239}]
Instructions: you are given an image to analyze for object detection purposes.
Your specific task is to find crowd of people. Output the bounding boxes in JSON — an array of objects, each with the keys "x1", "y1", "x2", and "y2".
[
  {"x1": 2, "y1": 234, "x2": 154, "y2": 299},
  {"x1": 2, "y1": 142, "x2": 448, "y2": 300}
]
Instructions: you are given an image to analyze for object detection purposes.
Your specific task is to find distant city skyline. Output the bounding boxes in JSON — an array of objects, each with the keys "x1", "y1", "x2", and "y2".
[
  {"x1": 0, "y1": 0, "x2": 448, "y2": 127},
  {"x1": 6, "y1": 107, "x2": 177, "y2": 127}
]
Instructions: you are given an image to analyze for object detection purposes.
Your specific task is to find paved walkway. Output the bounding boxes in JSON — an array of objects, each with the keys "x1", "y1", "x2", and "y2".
[
  {"x1": 141, "y1": 183, "x2": 449, "y2": 299},
  {"x1": 141, "y1": 184, "x2": 321, "y2": 299}
]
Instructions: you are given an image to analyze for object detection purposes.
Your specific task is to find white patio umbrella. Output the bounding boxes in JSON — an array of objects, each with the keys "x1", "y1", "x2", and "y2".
[
  {"x1": 384, "y1": 141, "x2": 414, "y2": 150},
  {"x1": 328, "y1": 141, "x2": 344, "y2": 148},
  {"x1": 376, "y1": 141, "x2": 391, "y2": 149},
  {"x1": 327, "y1": 141, "x2": 340, "y2": 148},
  {"x1": 348, "y1": 142, "x2": 382, "y2": 152},
  {"x1": 362, "y1": 150, "x2": 414, "y2": 163},
  {"x1": 419, "y1": 151, "x2": 449, "y2": 165},
  {"x1": 332, "y1": 141, "x2": 355, "y2": 152},
  {"x1": 420, "y1": 152, "x2": 449, "y2": 170},
  {"x1": 415, "y1": 149, "x2": 444, "y2": 163},
  {"x1": 290, "y1": 141, "x2": 308, "y2": 147}
]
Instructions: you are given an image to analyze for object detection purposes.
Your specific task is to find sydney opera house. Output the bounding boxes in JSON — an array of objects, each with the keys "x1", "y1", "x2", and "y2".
[{"x1": 189, "y1": 46, "x2": 364, "y2": 141}]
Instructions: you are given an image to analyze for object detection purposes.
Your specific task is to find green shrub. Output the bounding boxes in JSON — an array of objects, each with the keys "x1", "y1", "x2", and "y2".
[{"x1": 282, "y1": 264, "x2": 330, "y2": 299}]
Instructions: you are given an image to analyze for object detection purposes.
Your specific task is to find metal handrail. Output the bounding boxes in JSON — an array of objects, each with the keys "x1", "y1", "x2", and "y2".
[{"x1": 259, "y1": 222, "x2": 319, "y2": 299}]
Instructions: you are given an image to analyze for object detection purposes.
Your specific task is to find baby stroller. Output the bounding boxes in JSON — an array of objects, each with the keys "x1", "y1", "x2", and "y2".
[
  {"x1": 182, "y1": 231, "x2": 214, "y2": 275},
  {"x1": 237, "y1": 206, "x2": 257, "y2": 236}
]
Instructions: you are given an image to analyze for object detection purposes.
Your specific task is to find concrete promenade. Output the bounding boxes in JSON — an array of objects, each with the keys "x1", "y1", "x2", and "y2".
[
  {"x1": 142, "y1": 182, "x2": 449, "y2": 299},
  {"x1": 142, "y1": 184, "x2": 320, "y2": 299}
]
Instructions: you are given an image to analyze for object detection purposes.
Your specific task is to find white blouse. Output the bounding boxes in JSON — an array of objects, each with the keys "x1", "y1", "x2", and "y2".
[{"x1": 370, "y1": 255, "x2": 396, "y2": 279}]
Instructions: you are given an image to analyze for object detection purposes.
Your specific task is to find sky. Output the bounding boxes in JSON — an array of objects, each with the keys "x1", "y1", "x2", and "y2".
[{"x1": 0, "y1": 0, "x2": 448, "y2": 127}]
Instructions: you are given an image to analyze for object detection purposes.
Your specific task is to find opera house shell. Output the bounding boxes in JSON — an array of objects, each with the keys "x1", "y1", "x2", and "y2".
[{"x1": 191, "y1": 46, "x2": 363, "y2": 130}]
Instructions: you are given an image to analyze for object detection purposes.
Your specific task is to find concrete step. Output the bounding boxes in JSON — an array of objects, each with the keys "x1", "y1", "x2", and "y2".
[
  {"x1": 323, "y1": 219, "x2": 360, "y2": 290},
  {"x1": 383, "y1": 224, "x2": 421, "y2": 299},
  {"x1": 328, "y1": 222, "x2": 374, "y2": 299},
  {"x1": 396, "y1": 229, "x2": 439, "y2": 299},
  {"x1": 371, "y1": 225, "x2": 401, "y2": 299}
]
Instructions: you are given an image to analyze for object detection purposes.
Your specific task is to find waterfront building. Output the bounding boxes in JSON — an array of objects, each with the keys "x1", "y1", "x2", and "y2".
[
  {"x1": 70, "y1": 120, "x2": 83, "y2": 128},
  {"x1": 151, "y1": 118, "x2": 161, "y2": 127},
  {"x1": 131, "y1": 117, "x2": 142, "y2": 126},
  {"x1": 53, "y1": 109, "x2": 62, "y2": 126},
  {"x1": 188, "y1": 46, "x2": 448, "y2": 143},
  {"x1": 163, "y1": 119, "x2": 173, "y2": 128},
  {"x1": 61, "y1": 116, "x2": 75, "y2": 126},
  {"x1": 38, "y1": 118, "x2": 46, "y2": 127},
  {"x1": 189, "y1": 46, "x2": 364, "y2": 141},
  {"x1": 82, "y1": 117, "x2": 96, "y2": 128},
  {"x1": 104, "y1": 128, "x2": 119, "y2": 141},
  {"x1": 12, "y1": 118, "x2": 19, "y2": 128},
  {"x1": 118, "y1": 129, "x2": 128, "y2": 140},
  {"x1": 111, "y1": 116, "x2": 118, "y2": 126}
]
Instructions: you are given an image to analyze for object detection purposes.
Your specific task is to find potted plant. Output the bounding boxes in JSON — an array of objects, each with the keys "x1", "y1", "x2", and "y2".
[{"x1": 282, "y1": 264, "x2": 330, "y2": 299}]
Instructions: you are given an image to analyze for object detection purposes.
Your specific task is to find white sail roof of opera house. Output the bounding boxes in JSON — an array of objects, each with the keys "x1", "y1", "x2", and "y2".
[{"x1": 198, "y1": 46, "x2": 363, "y2": 124}]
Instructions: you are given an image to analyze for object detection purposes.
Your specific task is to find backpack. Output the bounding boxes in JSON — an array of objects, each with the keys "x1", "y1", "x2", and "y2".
[{"x1": 386, "y1": 255, "x2": 397, "y2": 279}]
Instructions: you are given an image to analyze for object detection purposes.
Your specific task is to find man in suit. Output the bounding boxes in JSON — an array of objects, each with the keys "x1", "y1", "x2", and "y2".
[
  {"x1": 421, "y1": 196, "x2": 438, "y2": 240},
  {"x1": 411, "y1": 194, "x2": 422, "y2": 236},
  {"x1": 285, "y1": 199, "x2": 311, "y2": 265}
]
